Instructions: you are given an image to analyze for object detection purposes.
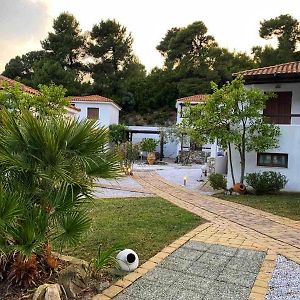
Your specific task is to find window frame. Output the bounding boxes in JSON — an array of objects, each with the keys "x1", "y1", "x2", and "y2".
[
  {"x1": 87, "y1": 107, "x2": 99, "y2": 120},
  {"x1": 257, "y1": 153, "x2": 288, "y2": 168}
]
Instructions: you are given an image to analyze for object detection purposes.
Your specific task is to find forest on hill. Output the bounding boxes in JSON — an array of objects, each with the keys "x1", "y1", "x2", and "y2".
[{"x1": 3, "y1": 13, "x2": 300, "y2": 125}]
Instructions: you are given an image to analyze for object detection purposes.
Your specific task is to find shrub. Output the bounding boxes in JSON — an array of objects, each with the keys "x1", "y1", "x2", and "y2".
[
  {"x1": 208, "y1": 173, "x2": 227, "y2": 190},
  {"x1": 115, "y1": 141, "x2": 139, "y2": 174},
  {"x1": 91, "y1": 244, "x2": 123, "y2": 275},
  {"x1": 245, "y1": 171, "x2": 288, "y2": 194},
  {"x1": 109, "y1": 124, "x2": 128, "y2": 145},
  {"x1": 140, "y1": 138, "x2": 158, "y2": 153}
]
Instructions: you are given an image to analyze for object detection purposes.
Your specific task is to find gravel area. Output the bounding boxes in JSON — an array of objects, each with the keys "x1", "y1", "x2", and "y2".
[
  {"x1": 94, "y1": 163, "x2": 214, "y2": 198},
  {"x1": 96, "y1": 176, "x2": 143, "y2": 189},
  {"x1": 266, "y1": 255, "x2": 300, "y2": 300},
  {"x1": 94, "y1": 175, "x2": 154, "y2": 198},
  {"x1": 93, "y1": 187, "x2": 153, "y2": 198},
  {"x1": 156, "y1": 167, "x2": 216, "y2": 195}
]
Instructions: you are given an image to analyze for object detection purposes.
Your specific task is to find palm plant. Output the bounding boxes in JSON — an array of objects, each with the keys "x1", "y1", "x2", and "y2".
[{"x1": 0, "y1": 110, "x2": 120, "y2": 286}]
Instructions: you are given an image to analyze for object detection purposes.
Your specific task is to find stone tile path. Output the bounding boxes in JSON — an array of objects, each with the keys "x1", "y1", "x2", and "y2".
[
  {"x1": 133, "y1": 172, "x2": 300, "y2": 263},
  {"x1": 115, "y1": 241, "x2": 266, "y2": 300}
]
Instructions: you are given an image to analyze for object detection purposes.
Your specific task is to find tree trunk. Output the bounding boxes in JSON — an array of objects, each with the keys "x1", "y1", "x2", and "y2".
[
  {"x1": 240, "y1": 152, "x2": 246, "y2": 184},
  {"x1": 180, "y1": 134, "x2": 184, "y2": 163},
  {"x1": 240, "y1": 123, "x2": 246, "y2": 184},
  {"x1": 159, "y1": 134, "x2": 164, "y2": 161},
  {"x1": 228, "y1": 143, "x2": 235, "y2": 185}
]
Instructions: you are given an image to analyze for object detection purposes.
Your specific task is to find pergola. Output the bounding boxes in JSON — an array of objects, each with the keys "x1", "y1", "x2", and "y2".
[{"x1": 126, "y1": 128, "x2": 165, "y2": 161}]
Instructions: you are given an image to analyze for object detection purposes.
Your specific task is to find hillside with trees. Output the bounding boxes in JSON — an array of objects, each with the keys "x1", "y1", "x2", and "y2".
[{"x1": 3, "y1": 13, "x2": 300, "y2": 125}]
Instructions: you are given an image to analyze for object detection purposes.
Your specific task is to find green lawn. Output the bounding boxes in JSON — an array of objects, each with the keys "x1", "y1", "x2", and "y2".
[
  {"x1": 61, "y1": 197, "x2": 204, "y2": 263},
  {"x1": 216, "y1": 192, "x2": 300, "y2": 220}
]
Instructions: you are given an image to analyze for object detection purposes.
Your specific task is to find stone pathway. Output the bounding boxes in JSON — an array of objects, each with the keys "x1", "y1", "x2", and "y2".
[
  {"x1": 94, "y1": 171, "x2": 300, "y2": 300},
  {"x1": 133, "y1": 172, "x2": 300, "y2": 261},
  {"x1": 115, "y1": 241, "x2": 266, "y2": 300}
]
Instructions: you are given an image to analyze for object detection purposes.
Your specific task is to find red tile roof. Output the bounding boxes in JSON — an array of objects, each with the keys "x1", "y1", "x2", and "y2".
[
  {"x1": 0, "y1": 75, "x2": 39, "y2": 95},
  {"x1": 234, "y1": 61, "x2": 300, "y2": 77},
  {"x1": 71, "y1": 95, "x2": 121, "y2": 110},
  {"x1": 67, "y1": 105, "x2": 81, "y2": 112},
  {"x1": 176, "y1": 94, "x2": 208, "y2": 103}
]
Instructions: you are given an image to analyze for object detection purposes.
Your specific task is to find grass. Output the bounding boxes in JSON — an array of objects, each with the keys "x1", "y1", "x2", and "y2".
[
  {"x1": 61, "y1": 197, "x2": 204, "y2": 263},
  {"x1": 216, "y1": 192, "x2": 300, "y2": 220}
]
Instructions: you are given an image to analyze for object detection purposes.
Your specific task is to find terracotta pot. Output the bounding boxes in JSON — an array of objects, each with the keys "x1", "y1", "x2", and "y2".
[
  {"x1": 147, "y1": 152, "x2": 156, "y2": 165},
  {"x1": 233, "y1": 183, "x2": 246, "y2": 194}
]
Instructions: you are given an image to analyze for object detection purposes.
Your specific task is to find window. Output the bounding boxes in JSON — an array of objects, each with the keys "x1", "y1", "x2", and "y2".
[
  {"x1": 87, "y1": 108, "x2": 99, "y2": 120},
  {"x1": 263, "y1": 92, "x2": 292, "y2": 124},
  {"x1": 257, "y1": 153, "x2": 288, "y2": 168}
]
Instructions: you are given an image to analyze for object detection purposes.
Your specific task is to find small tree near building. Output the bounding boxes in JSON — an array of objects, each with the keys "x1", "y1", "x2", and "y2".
[{"x1": 185, "y1": 76, "x2": 280, "y2": 184}]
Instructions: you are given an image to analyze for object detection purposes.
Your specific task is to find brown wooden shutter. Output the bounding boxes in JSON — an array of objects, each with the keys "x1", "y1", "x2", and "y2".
[
  {"x1": 87, "y1": 108, "x2": 99, "y2": 120},
  {"x1": 264, "y1": 92, "x2": 292, "y2": 124}
]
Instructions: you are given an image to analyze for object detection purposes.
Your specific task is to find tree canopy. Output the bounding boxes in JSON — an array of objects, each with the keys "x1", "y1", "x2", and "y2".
[
  {"x1": 2, "y1": 13, "x2": 300, "y2": 125},
  {"x1": 88, "y1": 19, "x2": 146, "y2": 109},
  {"x1": 0, "y1": 82, "x2": 69, "y2": 116},
  {"x1": 253, "y1": 14, "x2": 300, "y2": 66}
]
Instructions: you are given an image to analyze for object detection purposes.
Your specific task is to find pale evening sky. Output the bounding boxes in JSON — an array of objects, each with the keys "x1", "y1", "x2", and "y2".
[{"x1": 1, "y1": 0, "x2": 300, "y2": 73}]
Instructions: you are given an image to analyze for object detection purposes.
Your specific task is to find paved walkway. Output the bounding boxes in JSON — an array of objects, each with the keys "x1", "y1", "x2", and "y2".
[
  {"x1": 134, "y1": 172, "x2": 300, "y2": 263},
  {"x1": 115, "y1": 240, "x2": 266, "y2": 300},
  {"x1": 95, "y1": 171, "x2": 300, "y2": 300}
]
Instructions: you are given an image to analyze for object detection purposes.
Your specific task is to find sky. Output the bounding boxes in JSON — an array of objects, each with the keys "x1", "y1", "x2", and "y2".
[{"x1": 1, "y1": 0, "x2": 300, "y2": 73}]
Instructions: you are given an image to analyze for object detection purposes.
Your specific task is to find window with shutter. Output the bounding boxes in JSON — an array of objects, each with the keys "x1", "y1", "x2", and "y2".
[
  {"x1": 263, "y1": 92, "x2": 292, "y2": 124},
  {"x1": 87, "y1": 108, "x2": 99, "y2": 120}
]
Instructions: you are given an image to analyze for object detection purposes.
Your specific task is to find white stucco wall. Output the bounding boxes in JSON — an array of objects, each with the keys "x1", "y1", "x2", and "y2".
[
  {"x1": 228, "y1": 81, "x2": 300, "y2": 191},
  {"x1": 127, "y1": 126, "x2": 178, "y2": 159},
  {"x1": 247, "y1": 82, "x2": 300, "y2": 124},
  {"x1": 72, "y1": 101, "x2": 119, "y2": 127},
  {"x1": 228, "y1": 125, "x2": 300, "y2": 191}
]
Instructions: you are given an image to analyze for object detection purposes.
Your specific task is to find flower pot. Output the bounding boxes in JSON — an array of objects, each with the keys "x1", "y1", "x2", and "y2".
[
  {"x1": 147, "y1": 152, "x2": 156, "y2": 165},
  {"x1": 233, "y1": 183, "x2": 246, "y2": 194}
]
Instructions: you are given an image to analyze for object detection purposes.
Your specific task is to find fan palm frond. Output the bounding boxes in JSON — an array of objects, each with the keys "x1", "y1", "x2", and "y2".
[{"x1": 56, "y1": 210, "x2": 91, "y2": 247}]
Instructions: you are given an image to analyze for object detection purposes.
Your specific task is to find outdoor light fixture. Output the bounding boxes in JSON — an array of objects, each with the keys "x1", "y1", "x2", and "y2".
[
  {"x1": 140, "y1": 151, "x2": 143, "y2": 164},
  {"x1": 127, "y1": 167, "x2": 132, "y2": 175},
  {"x1": 116, "y1": 249, "x2": 139, "y2": 272},
  {"x1": 183, "y1": 176, "x2": 187, "y2": 186}
]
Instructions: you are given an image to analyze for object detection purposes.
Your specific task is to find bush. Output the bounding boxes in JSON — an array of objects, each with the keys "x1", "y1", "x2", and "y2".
[
  {"x1": 140, "y1": 138, "x2": 158, "y2": 152},
  {"x1": 115, "y1": 141, "x2": 139, "y2": 174},
  {"x1": 245, "y1": 171, "x2": 288, "y2": 194},
  {"x1": 109, "y1": 124, "x2": 127, "y2": 145},
  {"x1": 208, "y1": 173, "x2": 227, "y2": 190}
]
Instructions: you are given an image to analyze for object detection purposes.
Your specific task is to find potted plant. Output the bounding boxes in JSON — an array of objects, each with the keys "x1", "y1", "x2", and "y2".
[{"x1": 140, "y1": 138, "x2": 158, "y2": 165}]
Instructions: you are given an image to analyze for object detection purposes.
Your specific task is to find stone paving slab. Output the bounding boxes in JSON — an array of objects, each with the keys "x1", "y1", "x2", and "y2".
[{"x1": 114, "y1": 240, "x2": 266, "y2": 300}]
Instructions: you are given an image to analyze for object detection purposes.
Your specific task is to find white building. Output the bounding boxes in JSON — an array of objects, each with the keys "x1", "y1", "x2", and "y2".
[
  {"x1": 229, "y1": 61, "x2": 300, "y2": 191},
  {"x1": 70, "y1": 95, "x2": 121, "y2": 127},
  {"x1": 0, "y1": 76, "x2": 121, "y2": 126},
  {"x1": 176, "y1": 94, "x2": 218, "y2": 158}
]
